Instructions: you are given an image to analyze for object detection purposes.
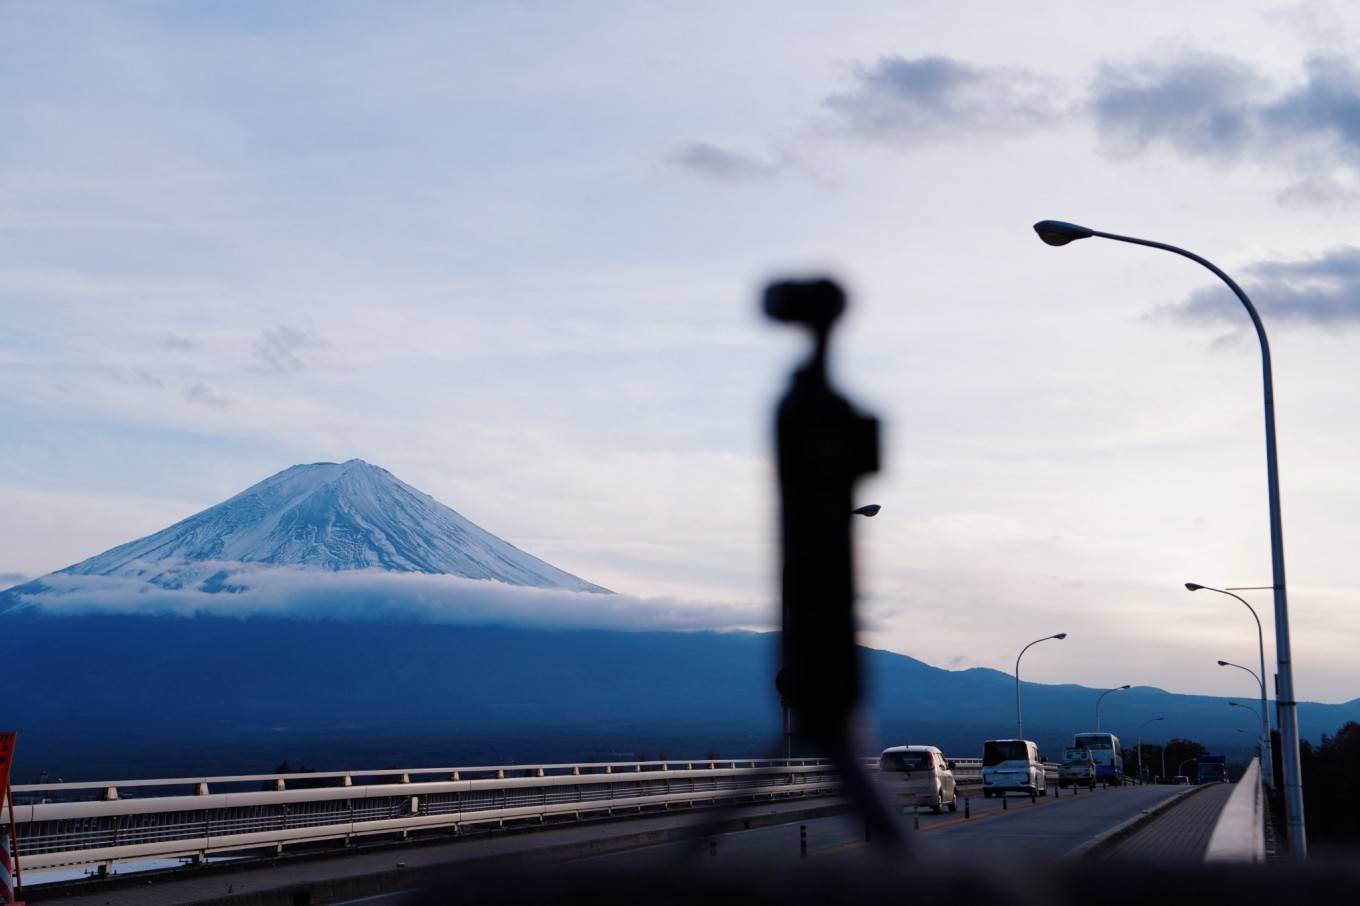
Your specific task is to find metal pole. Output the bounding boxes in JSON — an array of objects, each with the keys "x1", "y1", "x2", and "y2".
[
  {"x1": 1034, "y1": 221, "x2": 1306, "y2": 856},
  {"x1": 1136, "y1": 717, "x2": 1163, "y2": 786},
  {"x1": 1197, "y1": 585, "x2": 1275, "y2": 792},
  {"x1": 1015, "y1": 633, "x2": 1066, "y2": 739},
  {"x1": 1222, "y1": 659, "x2": 1270, "y2": 784},
  {"x1": 1095, "y1": 685, "x2": 1127, "y2": 732}
]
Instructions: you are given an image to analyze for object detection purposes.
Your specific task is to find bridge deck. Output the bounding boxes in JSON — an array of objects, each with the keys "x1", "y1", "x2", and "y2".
[
  {"x1": 27, "y1": 784, "x2": 1195, "y2": 905},
  {"x1": 24, "y1": 797, "x2": 847, "y2": 906}
]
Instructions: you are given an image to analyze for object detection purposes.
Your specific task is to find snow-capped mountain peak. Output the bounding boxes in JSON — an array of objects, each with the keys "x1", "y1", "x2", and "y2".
[{"x1": 50, "y1": 459, "x2": 608, "y2": 593}]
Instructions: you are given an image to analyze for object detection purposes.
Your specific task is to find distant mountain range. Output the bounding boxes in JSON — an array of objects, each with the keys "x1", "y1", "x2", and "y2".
[{"x1": 3, "y1": 461, "x2": 1356, "y2": 780}]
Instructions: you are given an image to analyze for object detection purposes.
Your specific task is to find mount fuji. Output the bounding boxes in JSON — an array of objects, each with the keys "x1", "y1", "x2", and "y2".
[
  {"x1": 1, "y1": 459, "x2": 607, "y2": 610},
  {"x1": 5, "y1": 462, "x2": 1357, "y2": 781}
]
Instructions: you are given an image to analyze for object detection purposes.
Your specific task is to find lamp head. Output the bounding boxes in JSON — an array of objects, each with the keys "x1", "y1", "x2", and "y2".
[
  {"x1": 1033, "y1": 220, "x2": 1095, "y2": 247},
  {"x1": 852, "y1": 504, "x2": 881, "y2": 517},
  {"x1": 1229, "y1": 701, "x2": 1240, "y2": 707},
  {"x1": 1217, "y1": 660, "x2": 1229, "y2": 667},
  {"x1": 1119, "y1": 684, "x2": 1131, "y2": 690},
  {"x1": 1185, "y1": 582, "x2": 1204, "y2": 591},
  {"x1": 1054, "y1": 632, "x2": 1068, "y2": 640}
]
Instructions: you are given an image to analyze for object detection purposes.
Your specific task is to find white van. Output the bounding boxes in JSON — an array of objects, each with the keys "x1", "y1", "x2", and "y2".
[
  {"x1": 981, "y1": 738, "x2": 1046, "y2": 798},
  {"x1": 877, "y1": 745, "x2": 959, "y2": 813}
]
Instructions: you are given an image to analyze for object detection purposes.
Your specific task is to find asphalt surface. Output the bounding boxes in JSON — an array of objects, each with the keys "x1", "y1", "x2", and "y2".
[
  {"x1": 31, "y1": 784, "x2": 1201, "y2": 905},
  {"x1": 31, "y1": 797, "x2": 846, "y2": 906},
  {"x1": 559, "y1": 782, "x2": 1187, "y2": 870},
  {"x1": 332, "y1": 783, "x2": 1194, "y2": 904}
]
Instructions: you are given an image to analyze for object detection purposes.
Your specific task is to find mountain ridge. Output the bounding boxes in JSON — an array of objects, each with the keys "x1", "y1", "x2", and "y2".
[
  {"x1": 4, "y1": 459, "x2": 608, "y2": 604},
  {"x1": 6, "y1": 613, "x2": 1359, "y2": 779}
]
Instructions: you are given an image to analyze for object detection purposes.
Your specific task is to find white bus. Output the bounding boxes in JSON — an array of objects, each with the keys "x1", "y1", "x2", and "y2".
[{"x1": 1073, "y1": 732, "x2": 1124, "y2": 785}]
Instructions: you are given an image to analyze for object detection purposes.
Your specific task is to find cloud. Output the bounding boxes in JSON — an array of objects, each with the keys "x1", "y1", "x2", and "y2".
[
  {"x1": 1091, "y1": 53, "x2": 1267, "y2": 159},
  {"x1": 822, "y1": 55, "x2": 1057, "y2": 143},
  {"x1": 108, "y1": 366, "x2": 165, "y2": 389},
  {"x1": 164, "y1": 334, "x2": 194, "y2": 351},
  {"x1": 1163, "y1": 246, "x2": 1360, "y2": 327},
  {"x1": 186, "y1": 382, "x2": 231, "y2": 409},
  {"x1": 9, "y1": 564, "x2": 772, "y2": 633},
  {"x1": 1092, "y1": 53, "x2": 1360, "y2": 196},
  {"x1": 667, "y1": 142, "x2": 783, "y2": 183},
  {"x1": 809, "y1": 50, "x2": 1360, "y2": 199},
  {"x1": 254, "y1": 324, "x2": 325, "y2": 373},
  {"x1": 1262, "y1": 57, "x2": 1360, "y2": 155},
  {"x1": 0, "y1": 572, "x2": 29, "y2": 590}
]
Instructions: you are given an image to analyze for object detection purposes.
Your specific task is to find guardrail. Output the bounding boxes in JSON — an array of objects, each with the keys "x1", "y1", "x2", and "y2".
[
  {"x1": 5, "y1": 758, "x2": 840, "y2": 872},
  {"x1": 0, "y1": 754, "x2": 1046, "y2": 874},
  {"x1": 1203, "y1": 757, "x2": 1265, "y2": 863}
]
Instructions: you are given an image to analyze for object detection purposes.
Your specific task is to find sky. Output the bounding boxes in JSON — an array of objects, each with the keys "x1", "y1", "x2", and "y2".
[{"x1": 3, "y1": 1, "x2": 1360, "y2": 702}]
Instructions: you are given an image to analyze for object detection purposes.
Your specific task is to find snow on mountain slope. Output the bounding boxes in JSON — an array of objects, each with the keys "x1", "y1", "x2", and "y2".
[{"x1": 46, "y1": 460, "x2": 608, "y2": 593}]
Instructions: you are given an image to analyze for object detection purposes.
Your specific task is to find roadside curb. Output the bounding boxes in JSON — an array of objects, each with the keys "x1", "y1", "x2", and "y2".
[{"x1": 1061, "y1": 784, "x2": 1210, "y2": 860}]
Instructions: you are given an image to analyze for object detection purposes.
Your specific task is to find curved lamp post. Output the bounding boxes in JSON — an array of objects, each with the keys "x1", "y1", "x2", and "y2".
[
  {"x1": 1095, "y1": 684, "x2": 1130, "y2": 731},
  {"x1": 1136, "y1": 716, "x2": 1164, "y2": 784},
  {"x1": 1237, "y1": 727, "x2": 1263, "y2": 754},
  {"x1": 1190, "y1": 583, "x2": 1275, "y2": 792},
  {"x1": 1015, "y1": 633, "x2": 1067, "y2": 739},
  {"x1": 1037, "y1": 220, "x2": 1305, "y2": 856}
]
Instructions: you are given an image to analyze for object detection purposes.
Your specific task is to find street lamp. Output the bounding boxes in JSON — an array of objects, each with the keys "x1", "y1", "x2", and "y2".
[
  {"x1": 1014, "y1": 633, "x2": 1067, "y2": 739},
  {"x1": 1229, "y1": 700, "x2": 1260, "y2": 721},
  {"x1": 1037, "y1": 220, "x2": 1305, "y2": 856},
  {"x1": 852, "y1": 504, "x2": 881, "y2": 517},
  {"x1": 1190, "y1": 583, "x2": 1275, "y2": 792},
  {"x1": 1095, "y1": 685, "x2": 1130, "y2": 731},
  {"x1": 1136, "y1": 716, "x2": 1164, "y2": 785}
]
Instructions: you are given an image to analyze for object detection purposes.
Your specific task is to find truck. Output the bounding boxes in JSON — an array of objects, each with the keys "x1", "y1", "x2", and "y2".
[
  {"x1": 1058, "y1": 747, "x2": 1096, "y2": 789},
  {"x1": 1196, "y1": 754, "x2": 1228, "y2": 784}
]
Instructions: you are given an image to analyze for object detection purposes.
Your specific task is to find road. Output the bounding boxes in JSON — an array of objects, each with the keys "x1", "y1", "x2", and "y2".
[
  {"x1": 332, "y1": 784, "x2": 1193, "y2": 905},
  {"x1": 563, "y1": 783, "x2": 1187, "y2": 868},
  {"x1": 33, "y1": 784, "x2": 1206, "y2": 905}
]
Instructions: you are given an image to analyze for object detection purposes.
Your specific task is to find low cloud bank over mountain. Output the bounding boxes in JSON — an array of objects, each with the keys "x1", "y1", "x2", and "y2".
[{"x1": 15, "y1": 564, "x2": 767, "y2": 632}]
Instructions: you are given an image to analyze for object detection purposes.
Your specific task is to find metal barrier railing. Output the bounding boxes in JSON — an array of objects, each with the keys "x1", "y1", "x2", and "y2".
[
  {"x1": 4, "y1": 759, "x2": 842, "y2": 871},
  {"x1": 0, "y1": 754, "x2": 1041, "y2": 873}
]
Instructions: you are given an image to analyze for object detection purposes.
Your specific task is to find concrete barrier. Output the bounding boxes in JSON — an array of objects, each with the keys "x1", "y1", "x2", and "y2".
[{"x1": 1203, "y1": 758, "x2": 1264, "y2": 863}]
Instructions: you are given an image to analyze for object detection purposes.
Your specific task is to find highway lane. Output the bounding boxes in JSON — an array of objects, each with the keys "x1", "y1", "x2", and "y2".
[
  {"x1": 46, "y1": 784, "x2": 1192, "y2": 905},
  {"x1": 562, "y1": 783, "x2": 1188, "y2": 868},
  {"x1": 330, "y1": 785, "x2": 1194, "y2": 903}
]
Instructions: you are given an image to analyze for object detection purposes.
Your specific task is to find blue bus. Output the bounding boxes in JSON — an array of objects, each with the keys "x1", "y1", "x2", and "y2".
[{"x1": 1073, "y1": 732, "x2": 1124, "y2": 785}]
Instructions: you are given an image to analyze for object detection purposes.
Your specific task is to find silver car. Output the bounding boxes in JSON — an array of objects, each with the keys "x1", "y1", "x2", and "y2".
[{"x1": 878, "y1": 745, "x2": 959, "y2": 814}]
